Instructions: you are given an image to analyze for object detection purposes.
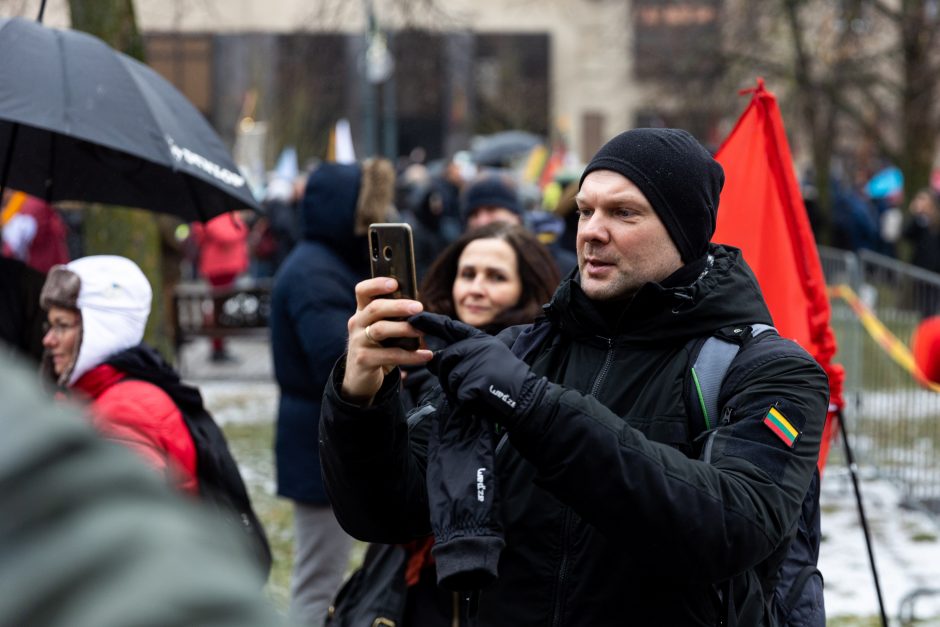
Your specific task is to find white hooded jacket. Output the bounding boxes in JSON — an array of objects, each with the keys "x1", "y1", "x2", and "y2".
[{"x1": 65, "y1": 255, "x2": 152, "y2": 386}]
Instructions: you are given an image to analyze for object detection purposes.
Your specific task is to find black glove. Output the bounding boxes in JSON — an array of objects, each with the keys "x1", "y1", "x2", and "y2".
[
  {"x1": 427, "y1": 400, "x2": 504, "y2": 591},
  {"x1": 409, "y1": 312, "x2": 547, "y2": 428}
]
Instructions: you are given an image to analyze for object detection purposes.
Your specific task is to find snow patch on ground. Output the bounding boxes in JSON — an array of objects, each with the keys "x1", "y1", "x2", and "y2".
[
  {"x1": 821, "y1": 467, "x2": 940, "y2": 622},
  {"x1": 198, "y1": 381, "x2": 278, "y2": 425}
]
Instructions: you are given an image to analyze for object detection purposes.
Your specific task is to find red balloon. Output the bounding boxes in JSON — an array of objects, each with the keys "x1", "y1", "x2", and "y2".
[{"x1": 913, "y1": 316, "x2": 940, "y2": 384}]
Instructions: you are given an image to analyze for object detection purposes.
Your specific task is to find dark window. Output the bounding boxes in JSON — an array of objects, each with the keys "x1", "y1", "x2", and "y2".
[
  {"x1": 474, "y1": 33, "x2": 550, "y2": 137},
  {"x1": 632, "y1": 0, "x2": 722, "y2": 81},
  {"x1": 144, "y1": 33, "x2": 213, "y2": 115},
  {"x1": 392, "y1": 30, "x2": 446, "y2": 159},
  {"x1": 272, "y1": 34, "x2": 349, "y2": 162}
]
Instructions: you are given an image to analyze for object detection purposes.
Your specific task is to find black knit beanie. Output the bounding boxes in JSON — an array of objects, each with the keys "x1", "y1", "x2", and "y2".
[{"x1": 579, "y1": 128, "x2": 724, "y2": 262}]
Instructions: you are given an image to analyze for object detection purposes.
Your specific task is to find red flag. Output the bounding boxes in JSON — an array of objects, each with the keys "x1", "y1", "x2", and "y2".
[{"x1": 713, "y1": 79, "x2": 844, "y2": 471}]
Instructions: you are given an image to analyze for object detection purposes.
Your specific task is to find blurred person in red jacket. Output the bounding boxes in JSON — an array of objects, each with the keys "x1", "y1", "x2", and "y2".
[
  {"x1": 191, "y1": 212, "x2": 249, "y2": 362},
  {"x1": 1, "y1": 191, "x2": 70, "y2": 273}
]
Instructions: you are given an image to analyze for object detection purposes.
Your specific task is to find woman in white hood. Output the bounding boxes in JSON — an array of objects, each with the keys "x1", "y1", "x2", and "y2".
[{"x1": 40, "y1": 255, "x2": 198, "y2": 494}]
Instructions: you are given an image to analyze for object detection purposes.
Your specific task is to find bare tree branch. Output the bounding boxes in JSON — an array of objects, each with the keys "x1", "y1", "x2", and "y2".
[{"x1": 867, "y1": 0, "x2": 902, "y2": 23}]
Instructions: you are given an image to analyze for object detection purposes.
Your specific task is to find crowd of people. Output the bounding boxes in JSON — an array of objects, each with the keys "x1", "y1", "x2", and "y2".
[
  {"x1": 812, "y1": 165, "x2": 940, "y2": 276},
  {"x1": 2, "y1": 126, "x2": 894, "y2": 626}
]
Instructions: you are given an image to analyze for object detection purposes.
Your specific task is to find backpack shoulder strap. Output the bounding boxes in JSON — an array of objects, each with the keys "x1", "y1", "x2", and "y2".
[{"x1": 688, "y1": 324, "x2": 776, "y2": 433}]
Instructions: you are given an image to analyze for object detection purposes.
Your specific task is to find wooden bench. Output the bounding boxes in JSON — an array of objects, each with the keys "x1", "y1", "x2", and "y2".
[{"x1": 172, "y1": 279, "x2": 273, "y2": 370}]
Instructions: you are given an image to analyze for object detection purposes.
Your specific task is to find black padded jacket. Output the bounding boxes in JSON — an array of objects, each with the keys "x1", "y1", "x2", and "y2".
[{"x1": 320, "y1": 244, "x2": 829, "y2": 626}]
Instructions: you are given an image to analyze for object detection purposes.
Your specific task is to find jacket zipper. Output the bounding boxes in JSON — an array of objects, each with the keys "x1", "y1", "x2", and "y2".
[
  {"x1": 590, "y1": 337, "x2": 615, "y2": 397},
  {"x1": 546, "y1": 339, "x2": 604, "y2": 624},
  {"x1": 551, "y1": 508, "x2": 574, "y2": 627},
  {"x1": 703, "y1": 406, "x2": 734, "y2": 463}
]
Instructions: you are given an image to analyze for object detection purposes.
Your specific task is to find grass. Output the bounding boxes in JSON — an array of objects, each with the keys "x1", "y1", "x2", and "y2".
[
  {"x1": 825, "y1": 617, "x2": 885, "y2": 626},
  {"x1": 220, "y1": 421, "x2": 294, "y2": 610}
]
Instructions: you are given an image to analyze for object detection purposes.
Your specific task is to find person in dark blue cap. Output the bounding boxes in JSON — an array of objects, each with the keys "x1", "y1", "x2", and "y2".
[
  {"x1": 461, "y1": 172, "x2": 526, "y2": 230},
  {"x1": 319, "y1": 128, "x2": 828, "y2": 626},
  {"x1": 461, "y1": 172, "x2": 578, "y2": 276}
]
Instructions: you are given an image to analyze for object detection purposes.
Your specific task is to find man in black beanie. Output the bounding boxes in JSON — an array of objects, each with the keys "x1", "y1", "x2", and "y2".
[
  {"x1": 575, "y1": 127, "x2": 723, "y2": 303},
  {"x1": 319, "y1": 128, "x2": 828, "y2": 626}
]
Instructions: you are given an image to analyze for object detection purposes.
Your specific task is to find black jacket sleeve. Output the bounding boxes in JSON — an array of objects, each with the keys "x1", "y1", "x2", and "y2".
[
  {"x1": 505, "y1": 335, "x2": 829, "y2": 582},
  {"x1": 319, "y1": 357, "x2": 435, "y2": 543}
]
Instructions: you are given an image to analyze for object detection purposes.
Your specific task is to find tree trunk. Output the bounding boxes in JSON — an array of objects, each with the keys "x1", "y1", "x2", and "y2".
[
  {"x1": 67, "y1": 0, "x2": 173, "y2": 359},
  {"x1": 784, "y1": 0, "x2": 834, "y2": 244},
  {"x1": 898, "y1": 0, "x2": 938, "y2": 199}
]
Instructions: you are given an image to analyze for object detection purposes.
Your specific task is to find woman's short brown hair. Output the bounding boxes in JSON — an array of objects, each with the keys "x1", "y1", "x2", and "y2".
[{"x1": 419, "y1": 222, "x2": 561, "y2": 332}]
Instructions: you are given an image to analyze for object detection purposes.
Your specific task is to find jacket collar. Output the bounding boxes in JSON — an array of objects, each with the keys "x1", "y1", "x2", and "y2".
[
  {"x1": 546, "y1": 244, "x2": 773, "y2": 345},
  {"x1": 71, "y1": 363, "x2": 125, "y2": 399}
]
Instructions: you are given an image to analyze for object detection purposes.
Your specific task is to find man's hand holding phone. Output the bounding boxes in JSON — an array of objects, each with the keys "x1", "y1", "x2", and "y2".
[{"x1": 341, "y1": 277, "x2": 433, "y2": 406}]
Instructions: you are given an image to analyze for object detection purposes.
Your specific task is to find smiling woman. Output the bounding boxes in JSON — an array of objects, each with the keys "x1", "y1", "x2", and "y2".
[
  {"x1": 419, "y1": 222, "x2": 559, "y2": 335},
  {"x1": 452, "y1": 237, "x2": 523, "y2": 328}
]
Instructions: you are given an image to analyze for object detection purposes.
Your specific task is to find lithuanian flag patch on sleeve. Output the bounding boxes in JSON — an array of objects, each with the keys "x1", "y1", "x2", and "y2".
[{"x1": 763, "y1": 406, "x2": 801, "y2": 448}]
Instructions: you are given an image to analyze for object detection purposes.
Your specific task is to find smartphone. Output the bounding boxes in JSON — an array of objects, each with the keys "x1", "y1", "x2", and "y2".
[{"x1": 368, "y1": 223, "x2": 420, "y2": 350}]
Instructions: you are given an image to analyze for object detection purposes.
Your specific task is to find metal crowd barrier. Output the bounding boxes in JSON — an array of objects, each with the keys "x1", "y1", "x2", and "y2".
[{"x1": 820, "y1": 246, "x2": 940, "y2": 513}]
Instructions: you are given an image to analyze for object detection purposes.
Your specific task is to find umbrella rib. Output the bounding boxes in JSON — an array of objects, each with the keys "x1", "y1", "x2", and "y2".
[
  {"x1": 0, "y1": 123, "x2": 20, "y2": 196},
  {"x1": 56, "y1": 27, "x2": 71, "y2": 135}
]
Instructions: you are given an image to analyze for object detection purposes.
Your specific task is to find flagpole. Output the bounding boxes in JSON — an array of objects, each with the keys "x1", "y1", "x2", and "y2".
[{"x1": 836, "y1": 410, "x2": 888, "y2": 626}]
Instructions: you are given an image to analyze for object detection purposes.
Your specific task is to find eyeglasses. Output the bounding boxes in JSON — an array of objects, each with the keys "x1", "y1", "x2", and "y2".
[{"x1": 42, "y1": 321, "x2": 80, "y2": 337}]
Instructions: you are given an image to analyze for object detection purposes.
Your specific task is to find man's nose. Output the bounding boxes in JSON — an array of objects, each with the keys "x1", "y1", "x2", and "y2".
[
  {"x1": 42, "y1": 329, "x2": 56, "y2": 348},
  {"x1": 578, "y1": 213, "x2": 609, "y2": 243}
]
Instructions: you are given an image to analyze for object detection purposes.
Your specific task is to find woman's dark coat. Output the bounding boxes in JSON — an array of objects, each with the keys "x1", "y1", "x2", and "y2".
[{"x1": 271, "y1": 163, "x2": 368, "y2": 503}]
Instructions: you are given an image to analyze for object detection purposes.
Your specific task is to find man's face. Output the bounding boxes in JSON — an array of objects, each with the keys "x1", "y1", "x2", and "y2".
[
  {"x1": 575, "y1": 170, "x2": 682, "y2": 301},
  {"x1": 466, "y1": 206, "x2": 522, "y2": 230}
]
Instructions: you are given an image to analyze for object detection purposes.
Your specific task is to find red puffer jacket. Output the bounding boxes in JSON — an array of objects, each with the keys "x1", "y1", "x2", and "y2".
[
  {"x1": 192, "y1": 213, "x2": 249, "y2": 280},
  {"x1": 72, "y1": 363, "x2": 198, "y2": 495}
]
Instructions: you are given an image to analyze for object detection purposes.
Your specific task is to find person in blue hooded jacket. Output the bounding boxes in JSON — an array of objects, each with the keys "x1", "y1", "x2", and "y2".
[{"x1": 270, "y1": 158, "x2": 395, "y2": 626}]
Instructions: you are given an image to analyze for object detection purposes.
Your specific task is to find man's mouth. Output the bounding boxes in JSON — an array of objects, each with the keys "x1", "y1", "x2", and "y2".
[{"x1": 585, "y1": 257, "x2": 613, "y2": 269}]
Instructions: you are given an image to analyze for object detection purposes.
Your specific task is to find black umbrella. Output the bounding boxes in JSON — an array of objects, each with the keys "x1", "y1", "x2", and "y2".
[
  {"x1": 470, "y1": 130, "x2": 544, "y2": 167},
  {"x1": 0, "y1": 17, "x2": 259, "y2": 222}
]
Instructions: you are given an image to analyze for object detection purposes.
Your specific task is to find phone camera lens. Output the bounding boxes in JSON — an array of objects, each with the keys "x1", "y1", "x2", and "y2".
[{"x1": 370, "y1": 232, "x2": 379, "y2": 261}]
